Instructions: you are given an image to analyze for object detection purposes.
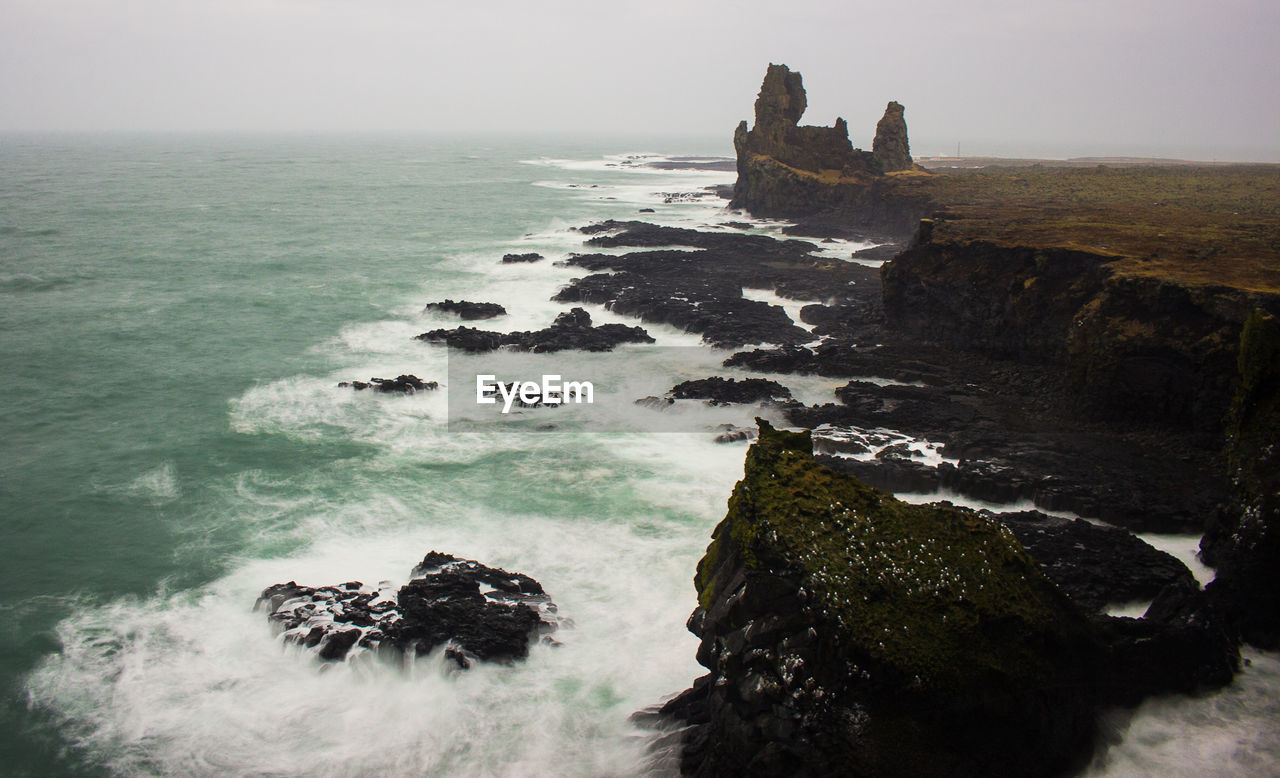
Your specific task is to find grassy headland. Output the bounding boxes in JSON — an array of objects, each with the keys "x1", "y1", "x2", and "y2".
[{"x1": 891, "y1": 163, "x2": 1280, "y2": 293}]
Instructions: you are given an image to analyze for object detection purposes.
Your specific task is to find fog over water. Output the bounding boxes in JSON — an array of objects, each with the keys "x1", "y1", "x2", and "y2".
[{"x1": 2, "y1": 0, "x2": 1278, "y2": 161}]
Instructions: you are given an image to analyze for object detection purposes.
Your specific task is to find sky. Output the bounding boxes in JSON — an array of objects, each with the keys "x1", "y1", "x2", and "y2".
[{"x1": 2, "y1": 0, "x2": 1278, "y2": 160}]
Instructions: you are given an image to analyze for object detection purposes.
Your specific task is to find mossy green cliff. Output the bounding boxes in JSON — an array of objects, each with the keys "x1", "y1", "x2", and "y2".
[{"x1": 682, "y1": 420, "x2": 1099, "y2": 776}]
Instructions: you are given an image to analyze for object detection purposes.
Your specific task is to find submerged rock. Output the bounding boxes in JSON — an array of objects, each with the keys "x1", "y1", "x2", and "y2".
[
  {"x1": 257, "y1": 552, "x2": 557, "y2": 668},
  {"x1": 661, "y1": 420, "x2": 1100, "y2": 777}
]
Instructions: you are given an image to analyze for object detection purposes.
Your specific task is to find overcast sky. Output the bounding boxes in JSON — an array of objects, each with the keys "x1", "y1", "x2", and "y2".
[{"x1": 2, "y1": 0, "x2": 1277, "y2": 160}]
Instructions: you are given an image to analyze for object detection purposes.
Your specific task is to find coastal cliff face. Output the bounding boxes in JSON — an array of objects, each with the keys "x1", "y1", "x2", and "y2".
[
  {"x1": 730, "y1": 64, "x2": 930, "y2": 233},
  {"x1": 1203, "y1": 310, "x2": 1280, "y2": 647},
  {"x1": 881, "y1": 218, "x2": 1280, "y2": 646},
  {"x1": 882, "y1": 219, "x2": 1279, "y2": 434},
  {"x1": 665, "y1": 421, "x2": 1100, "y2": 777}
]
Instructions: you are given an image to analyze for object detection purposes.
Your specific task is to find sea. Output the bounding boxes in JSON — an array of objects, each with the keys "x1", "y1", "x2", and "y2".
[{"x1": 1, "y1": 134, "x2": 1276, "y2": 777}]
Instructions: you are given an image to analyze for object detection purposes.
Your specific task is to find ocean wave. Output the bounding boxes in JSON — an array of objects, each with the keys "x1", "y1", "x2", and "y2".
[{"x1": 22, "y1": 505, "x2": 715, "y2": 777}]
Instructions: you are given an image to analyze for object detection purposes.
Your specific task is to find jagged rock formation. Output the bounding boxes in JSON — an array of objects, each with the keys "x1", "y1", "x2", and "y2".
[
  {"x1": 552, "y1": 221, "x2": 869, "y2": 348},
  {"x1": 257, "y1": 552, "x2": 558, "y2": 668},
  {"x1": 653, "y1": 421, "x2": 1237, "y2": 776},
  {"x1": 734, "y1": 64, "x2": 869, "y2": 175},
  {"x1": 424, "y1": 299, "x2": 507, "y2": 320},
  {"x1": 988, "y1": 510, "x2": 1196, "y2": 613},
  {"x1": 668, "y1": 377, "x2": 793, "y2": 405},
  {"x1": 416, "y1": 307, "x2": 654, "y2": 353},
  {"x1": 872, "y1": 101, "x2": 912, "y2": 172},
  {"x1": 661, "y1": 421, "x2": 1101, "y2": 777},
  {"x1": 729, "y1": 64, "x2": 929, "y2": 233}
]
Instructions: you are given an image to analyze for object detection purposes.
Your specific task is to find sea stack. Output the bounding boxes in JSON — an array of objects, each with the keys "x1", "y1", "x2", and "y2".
[
  {"x1": 872, "y1": 101, "x2": 913, "y2": 172},
  {"x1": 729, "y1": 64, "x2": 930, "y2": 234}
]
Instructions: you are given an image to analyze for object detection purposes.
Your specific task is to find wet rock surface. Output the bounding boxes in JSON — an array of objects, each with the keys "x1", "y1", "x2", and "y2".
[
  {"x1": 659, "y1": 422, "x2": 1103, "y2": 777},
  {"x1": 416, "y1": 307, "x2": 654, "y2": 353},
  {"x1": 338, "y1": 374, "x2": 439, "y2": 393},
  {"x1": 257, "y1": 552, "x2": 558, "y2": 668},
  {"x1": 984, "y1": 510, "x2": 1196, "y2": 613},
  {"x1": 627, "y1": 62, "x2": 1268, "y2": 775},
  {"x1": 552, "y1": 221, "x2": 878, "y2": 348},
  {"x1": 652, "y1": 423, "x2": 1237, "y2": 776},
  {"x1": 501, "y1": 252, "x2": 544, "y2": 263},
  {"x1": 424, "y1": 299, "x2": 507, "y2": 320},
  {"x1": 669, "y1": 377, "x2": 792, "y2": 405},
  {"x1": 765, "y1": 361, "x2": 1220, "y2": 533}
]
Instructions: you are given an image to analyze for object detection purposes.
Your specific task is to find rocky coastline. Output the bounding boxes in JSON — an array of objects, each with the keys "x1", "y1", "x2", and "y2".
[
  {"x1": 652, "y1": 422, "x2": 1235, "y2": 776},
  {"x1": 639, "y1": 64, "x2": 1279, "y2": 774},
  {"x1": 255, "y1": 63, "x2": 1277, "y2": 776}
]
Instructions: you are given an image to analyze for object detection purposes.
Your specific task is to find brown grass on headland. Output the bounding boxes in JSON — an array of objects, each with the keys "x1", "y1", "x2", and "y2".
[{"x1": 894, "y1": 163, "x2": 1280, "y2": 294}]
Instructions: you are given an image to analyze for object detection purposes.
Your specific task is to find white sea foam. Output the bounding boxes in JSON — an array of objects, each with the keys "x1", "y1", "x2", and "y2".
[
  {"x1": 1088, "y1": 648, "x2": 1280, "y2": 777},
  {"x1": 1137, "y1": 533, "x2": 1216, "y2": 587},
  {"x1": 894, "y1": 487, "x2": 1049, "y2": 514},
  {"x1": 741, "y1": 287, "x2": 822, "y2": 335},
  {"x1": 25, "y1": 460, "x2": 718, "y2": 777}
]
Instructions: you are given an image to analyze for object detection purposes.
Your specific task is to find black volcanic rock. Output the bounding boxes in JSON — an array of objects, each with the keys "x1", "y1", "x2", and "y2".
[
  {"x1": 650, "y1": 422, "x2": 1238, "y2": 776},
  {"x1": 416, "y1": 326, "x2": 506, "y2": 352},
  {"x1": 416, "y1": 308, "x2": 654, "y2": 353},
  {"x1": 660, "y1": 421, "x2": 1101, "y2": 777},
  {"x1": 424, "y1": 299, "x2": 507, "y2": 320},
  {"x1": 552, "y1": 221, "x2": 877, "y2": 348},
  {"x1": 762, "y1": 369, "x2": 1218, "y2": 534},
  {"x1": 1094, "y1": 579, "x2": 1238, "y2": 703},
  {"x1": 339, "y1": 374, "x2": 439, "y2": 393},
  {"x1": 816, "y1": 450, "x2": 942, "y2": 494},
  {"x1": 501, "y1": 253, "x2": 544, "y2": 264},
  {"x1": 508, "y1": 307, "x2": 654, "y2": 353},
  {"x1": 580, "y1": 220, "x2": 819, "y2": 255},
  {"x1": 257, "y1": 552, "x2": 557, "y2": 668},
  {"x1": 668, "y1": 377, "x2": 792, "y2": 405},
  {"x1": 986, "y1": 510, "x2": 1197, "y2": 613}
]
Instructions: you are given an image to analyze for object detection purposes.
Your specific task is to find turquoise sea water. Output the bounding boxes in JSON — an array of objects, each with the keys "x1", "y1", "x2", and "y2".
[
  {"x1": 0, "y1": 134, "x2": 752, "y2": 775},
  {"x1": 3, "y1": 134, "x2": 1277, "y2": 776}
]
